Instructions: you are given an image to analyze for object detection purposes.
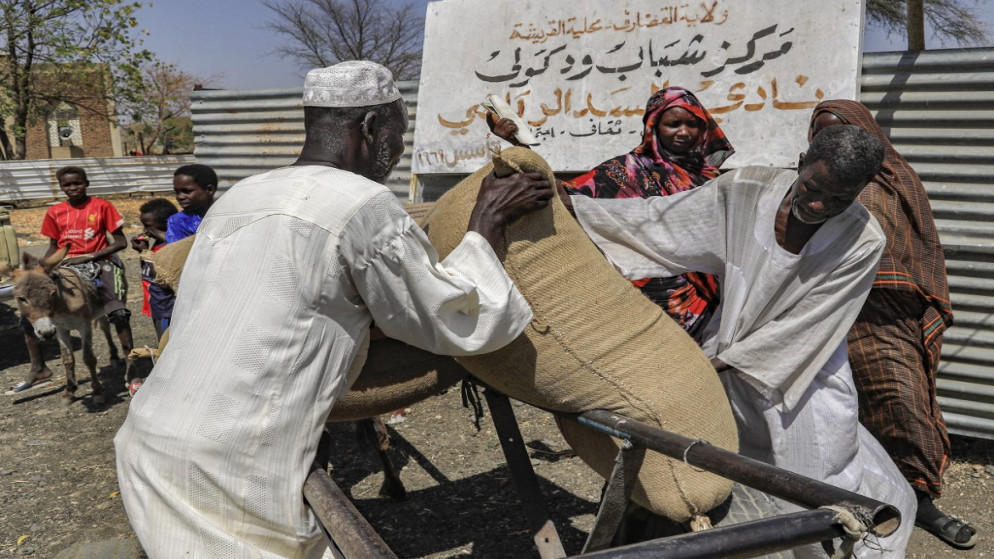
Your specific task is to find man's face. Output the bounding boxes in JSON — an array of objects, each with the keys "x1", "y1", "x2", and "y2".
[
  {"x1": 790, "y1": 159, "x2": 865, "y2": 224},
  {"x1": 58, "y1": 173, "x2": 88, "y2": 203},
  {"x1": 367, "y1": 100, "x2": 408, "y2": 184}
]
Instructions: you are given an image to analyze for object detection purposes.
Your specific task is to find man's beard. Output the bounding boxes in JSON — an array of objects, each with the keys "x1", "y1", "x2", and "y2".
[{"x1": 369, "y1": 141, "x2": 398, "y2": 184}]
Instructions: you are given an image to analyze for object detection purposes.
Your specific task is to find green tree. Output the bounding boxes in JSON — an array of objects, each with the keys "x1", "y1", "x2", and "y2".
[
  {"x1": 263, "y1": 0, "x2": 423, "y2": 80},
  {"x1": 867, "y1": 0, "x2": 989, "y2": 50},
  {"x1": 0, "y1": 0, "x2": 151, "y2": 160}
]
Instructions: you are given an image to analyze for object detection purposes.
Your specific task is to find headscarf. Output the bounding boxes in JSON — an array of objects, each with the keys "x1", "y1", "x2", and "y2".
[
  {"x1": 564, "y1": 87, "x2": 734, "y2": 342},
  {"x1": 565, "y1": 86, "x2": 734, "y2": 198},
  {"x1": 811, "y1": 100, "x2": 953, "y2": 366}
]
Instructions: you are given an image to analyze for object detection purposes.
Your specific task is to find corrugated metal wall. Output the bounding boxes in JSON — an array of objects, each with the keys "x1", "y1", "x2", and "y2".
[
  {"x1": 188, "y1": 48, "x2": 994, "y2": 439},
  {"x1": 862, "y1": 48, "x2": 994, "y2": 439},
  {"x1": 190, "y1": 82, "x2": 418, "y2": 199},
  {"x1": 0, "y1": 155, "x2": 194, "y2": 204}
]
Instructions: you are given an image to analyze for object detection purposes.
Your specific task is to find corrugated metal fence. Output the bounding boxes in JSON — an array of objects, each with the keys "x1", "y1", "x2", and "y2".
[
  {"x1": 190, "y1": 82, "x2": 418, "y2": 199},
  {"x1": 188, "y1": 49, "x2": 994, "y2": 439},
  {"x1": 862, "y1": 48, "x2": 994, "y2": 439},
  {"x1": 0, "y1": 155, "x2": 194, "y2": 204}
]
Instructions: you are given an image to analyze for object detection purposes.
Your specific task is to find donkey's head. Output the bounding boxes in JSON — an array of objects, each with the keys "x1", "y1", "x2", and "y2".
[{"x1": 6, "y1": 246, "x2": 70, "y2": 339}]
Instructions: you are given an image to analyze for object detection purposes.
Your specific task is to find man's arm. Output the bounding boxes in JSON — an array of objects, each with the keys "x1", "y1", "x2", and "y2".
[{"x1": 343, "y1": 175, "x2": 551, "y2": 356}]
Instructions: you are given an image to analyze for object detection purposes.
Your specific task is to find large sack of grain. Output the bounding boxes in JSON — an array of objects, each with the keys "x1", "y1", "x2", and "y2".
[
  {"x1": 148, "y1": 234, "x2": 195, "y2": 292},
  {"x1": 148, "y1": 206, "x2": 470, "y2": 423},
  {"x1": 422, "y1": 147, "x2": 737, "y2": 521}
]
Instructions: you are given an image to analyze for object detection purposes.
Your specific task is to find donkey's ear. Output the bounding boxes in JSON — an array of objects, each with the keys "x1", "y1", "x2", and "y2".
[
  {"x1": 40, "y1": 245, "x2": 70, "y2": 273},
  {"x1": 0, "y1": 262, "x2": 12, "y2": 279},
  {"x1": 20, "y1": 251, "x2": 39, "y2": 270}
]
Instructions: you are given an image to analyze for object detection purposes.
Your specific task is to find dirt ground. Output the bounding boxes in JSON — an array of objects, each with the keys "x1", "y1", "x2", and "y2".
[{"x1": 1, "y1": 198, "x2": 993, "y2": 558}]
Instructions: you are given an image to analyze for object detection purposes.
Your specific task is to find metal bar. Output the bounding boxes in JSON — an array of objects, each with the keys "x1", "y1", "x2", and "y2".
[
  {"x1": 484, "y1": 388, "x2": 568, "y2": 559},
  {"x1": 581, "y1": 441, "x2": 646, "y2": 553},
  {"x1": 574, "y1": 410, "x2": 901, "y2": 537},
  {"x1": 576, "y1": 508, "x2": 846, "y2": 559},
  {"x1": 303, "y1": 468, "x2": 399, "y2": 559}
]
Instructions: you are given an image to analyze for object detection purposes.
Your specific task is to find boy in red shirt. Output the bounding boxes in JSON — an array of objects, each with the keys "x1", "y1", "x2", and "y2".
[
  {"x1": 41, "y1": 167, "x2": 134, "y2": 375},
  {"x1": 12, "y1": 166, "x2": 136, "y2": 394}
]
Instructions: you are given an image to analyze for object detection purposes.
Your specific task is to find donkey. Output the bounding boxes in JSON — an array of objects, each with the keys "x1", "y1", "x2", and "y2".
[{"x1": 3, "y1": 246, "x2": 120, "y2": 404}]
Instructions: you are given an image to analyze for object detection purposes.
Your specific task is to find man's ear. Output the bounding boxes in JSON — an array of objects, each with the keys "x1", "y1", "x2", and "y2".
[
  {"x1": 361, "y1": 111, "x2": 378, "y2": 147},
  {"x1": 797, "y1": 152, "x2": 806, "y2": 169}
]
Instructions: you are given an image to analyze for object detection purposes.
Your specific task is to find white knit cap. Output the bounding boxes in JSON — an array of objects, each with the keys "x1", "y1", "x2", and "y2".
[{"x1": 302, "y1": 60, "x2": 402, "y2": 108}]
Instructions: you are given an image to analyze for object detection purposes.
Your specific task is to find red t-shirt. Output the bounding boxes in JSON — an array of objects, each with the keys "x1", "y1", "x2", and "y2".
[{"x1": 40, "y1": 197, "x2": 125, "y2": 257}]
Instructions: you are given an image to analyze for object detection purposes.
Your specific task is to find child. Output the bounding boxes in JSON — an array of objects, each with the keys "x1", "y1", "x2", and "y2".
[
  {"x1": 131, "y1": 198, "x2": 178, "y2": 342},
  {"x1": 167, "y1": 164, "x2": 218, "y2": 242},
  {"x1": 39, "y1": 165, "x2": 135, "y2": 385}
]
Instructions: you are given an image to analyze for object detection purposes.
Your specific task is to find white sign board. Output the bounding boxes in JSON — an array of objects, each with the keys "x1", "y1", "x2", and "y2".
[{"x1": 413, "y1": 0, "x2": 864, "y2": 174}]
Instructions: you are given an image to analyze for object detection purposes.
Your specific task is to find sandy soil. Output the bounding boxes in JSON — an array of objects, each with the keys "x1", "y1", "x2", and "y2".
[{"x1": 1, "y1": 199, "x2": 992, "y2": 558}]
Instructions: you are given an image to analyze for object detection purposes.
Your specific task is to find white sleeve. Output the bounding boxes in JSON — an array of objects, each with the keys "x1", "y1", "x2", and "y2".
[
  {"x1": 571, "y1": 178, "x2": 727, "y2": 279},
  {"x1": 342, "y1": 193, "x2": 532, "y2": 356}
]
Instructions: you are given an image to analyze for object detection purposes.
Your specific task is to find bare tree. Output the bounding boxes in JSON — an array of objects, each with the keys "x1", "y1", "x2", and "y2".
[
  {"x1": 867, "y1": 0, "x2": 989, "y2": 49},
  {"x1": 263, "y1": 0, "x2": 423, "y2": 81},
  {"x1": 118, "y1": 61, "x2": 213, "y2": 154}
]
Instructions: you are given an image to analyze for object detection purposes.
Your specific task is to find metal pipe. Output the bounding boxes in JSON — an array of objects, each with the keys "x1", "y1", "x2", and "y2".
[
  {"x1": 575, "y1": 410, "x2": 901, "y2": 537},
  {"x1": 576, "y1": 508, "x2": 847, "y2": 559},
  {"x1": 303, "y1": 468, "x2": 399, "y2": 559}
]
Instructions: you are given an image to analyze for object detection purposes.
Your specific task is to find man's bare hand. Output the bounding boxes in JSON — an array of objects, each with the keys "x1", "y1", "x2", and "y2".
[
  {"x1": 469, "y1": 171, "x2": 553, "y2": 246},
  {"x1": 486, "y1": 112, "x2": 523, "y2": 147}
]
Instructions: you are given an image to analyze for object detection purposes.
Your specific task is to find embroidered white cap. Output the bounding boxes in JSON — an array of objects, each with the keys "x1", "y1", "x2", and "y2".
[{"x1": 302, "y1": 60, "x2": 402, "y2": 108}]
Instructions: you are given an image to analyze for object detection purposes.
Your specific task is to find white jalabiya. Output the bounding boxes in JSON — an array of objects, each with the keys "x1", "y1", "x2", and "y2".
[
  {"x1": 573, "y1": 166, "x2": 916, "y2": 557},
  {"x1": 115, "y1": 165, "x2": 532, "y2": 558}
]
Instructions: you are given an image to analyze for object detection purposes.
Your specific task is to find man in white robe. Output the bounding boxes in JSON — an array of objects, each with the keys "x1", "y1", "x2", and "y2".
[
  {"x1": 114, "y1": 61, "x2": 553, "y2": 558},
  {"x1": 570, "y1": 125, "x2": 916, "y2": 557}
]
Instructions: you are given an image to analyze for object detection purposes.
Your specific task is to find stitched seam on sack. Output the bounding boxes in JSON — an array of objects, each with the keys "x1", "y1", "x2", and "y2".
[{"x1": 498, "y1": 151, "x2": 703, "y2": 515}]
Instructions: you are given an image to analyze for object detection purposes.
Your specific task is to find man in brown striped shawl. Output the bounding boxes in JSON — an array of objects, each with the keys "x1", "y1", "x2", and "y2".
[{"x1": 809, "y1": 100, "x2": 975, "y2": 550}]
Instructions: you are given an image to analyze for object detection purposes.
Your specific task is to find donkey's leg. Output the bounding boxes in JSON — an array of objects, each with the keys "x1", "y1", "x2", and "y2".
[
  {"x1": 98, "y1": 316, "x2": 120, "y2": 365},
  {"x1": 80, "y1": 324, "x2": 104, "y2": 404},
  {"x1": 357, "y1": 417, "x2": 407, "y2": 501},
  {"x1": 55, "y1": 328, "x2": 77, "y2": 405},
  {"x1": 22, "y1": 321, "x2": 55, "y2": 385}
]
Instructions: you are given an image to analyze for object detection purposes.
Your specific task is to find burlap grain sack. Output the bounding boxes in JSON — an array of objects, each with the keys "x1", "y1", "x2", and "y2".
[
  {"x1": 147, "y1": 234, "x2": 195, "y2": 292},
  {"x1": 148, "y1": 204, "x2": 469, "y2": 422},
  {"x1": 422, "y1": 147, "x2": 737, "y2": 522}
]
